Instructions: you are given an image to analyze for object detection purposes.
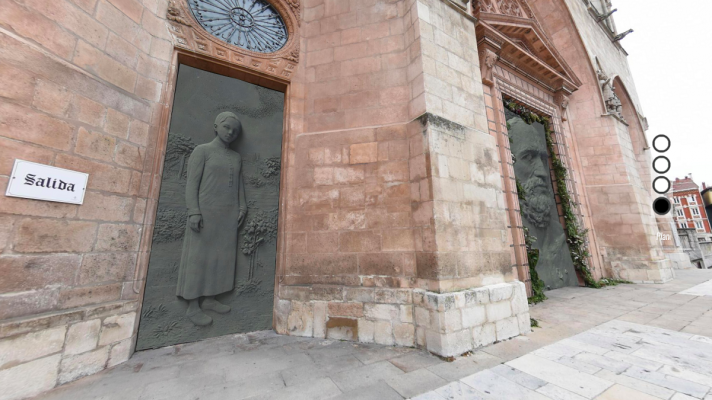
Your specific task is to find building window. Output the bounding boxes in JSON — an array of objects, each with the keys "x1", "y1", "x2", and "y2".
[
  {"x1": 695, "y1": 221, "x2": 704, "y2": 230},
  {"x1": 689, "y1": 195, "x2": 697, "y2": 204},
  {"x1": 692, "y1": 207, "x2": 701, "y2": 216},
  {"x1": 679, "y1": 221, "x2": 687, "y2": 229},
  {"x1": 674, "y1": 197, "x2": 681, "y2": 204},
  {"x1": 677, "y1": 209, "x2": 684, "y2": 217}
]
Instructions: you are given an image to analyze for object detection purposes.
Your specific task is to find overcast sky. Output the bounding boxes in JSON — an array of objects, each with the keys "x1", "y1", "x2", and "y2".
[{"x1": 614, "y1": 0, "x2": 711, "y2": 187}]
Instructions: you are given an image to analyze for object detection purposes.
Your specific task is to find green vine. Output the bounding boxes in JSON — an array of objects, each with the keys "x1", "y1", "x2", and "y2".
[
  {"x1": 504, "y1": 99, "x2": 600, "y2": 288},
  {"x1": 523, "y1": 226, "x2": 547, "y2": 303}
]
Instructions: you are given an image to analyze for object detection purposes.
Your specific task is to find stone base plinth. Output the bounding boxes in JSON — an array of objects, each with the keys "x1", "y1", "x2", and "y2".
[
  {"x1": 0, "y1": 301, "x2": 138, "y2": 400},
  {"x1": 413, "y1": 281, "x2": 530, "y2": 357},
  {"x1": 274, "y1": 282, "x2": 531, "y2": 357},
  {"x1": 614, "y1": 259, "x2": 675, "y2": 283},
  {"x1": 275, "y1": 286, "x2": 417, "y2": 347},
  {"x1": 665, "y1": 251, "x2": 694, "y2": 270}
]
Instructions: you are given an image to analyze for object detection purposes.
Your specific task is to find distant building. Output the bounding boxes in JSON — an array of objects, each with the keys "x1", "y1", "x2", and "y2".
[
  {"x1": 701, "y1": 183, "x2": 712, "y2": 231},
  {"x1": 672, "y1": 175, "x2": 712, "y2": 240}
]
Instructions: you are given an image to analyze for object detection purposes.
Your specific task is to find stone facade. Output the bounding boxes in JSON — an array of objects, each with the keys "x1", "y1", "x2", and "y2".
[
  {"x1": 0, "y1": 0, "x2": 684, "y2": 398},
  {"x1": 0, "y1": 0, "x2": 171, "y2": 397}
]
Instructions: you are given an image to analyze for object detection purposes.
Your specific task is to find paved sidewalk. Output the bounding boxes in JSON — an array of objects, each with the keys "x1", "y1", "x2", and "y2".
[
  {"x1": 35, "y1": 270, "x2": 712, "y2": 400},
  {"x1": 416, "y1": 319, "x2": 712, "y2": 399}
]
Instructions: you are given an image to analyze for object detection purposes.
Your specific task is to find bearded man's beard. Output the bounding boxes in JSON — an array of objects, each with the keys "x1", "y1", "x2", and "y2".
[{"x1": 522, "y1": 177, "x2": 552, "y2": 229}]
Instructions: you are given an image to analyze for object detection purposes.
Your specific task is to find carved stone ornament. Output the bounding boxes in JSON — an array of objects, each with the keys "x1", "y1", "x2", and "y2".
[
  {"x1": 285, "y1": 48, "x2": 299, "y2": 62},
  {"x1": 554, "y1": 92, "x2": 569, "y2": 121},
  {"x1": 165, "y1": 0, "x2": 301, "y2": 81},
  {"x1": 497, "y1": 0, "x2": 524, "y2": 17},
  {"x1": 285, "y1": 0, "x2": 300, "y2": 25},
  {"x1": 167, "y1": 0, "x2": 192, "y2": 26},
  {"x1": 475, "y1": 0, "x2": 533, "y2": 18},
  {"x1": 597, "y1": 68, "x2": 625, "y2": 121},
  {"x1": 477, "y1": 0, "x2": 496, "y2": 13},
  {"x1": 479, "y1": 48, "x2": 499, "y2": 86}
]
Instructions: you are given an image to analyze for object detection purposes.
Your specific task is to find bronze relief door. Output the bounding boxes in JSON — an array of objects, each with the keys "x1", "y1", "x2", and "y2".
[
  {"x1": 505, "y1": 108, "x2": 579, "y2": 291},
  {"x1": 137, "y1": 65, "x2": 284, "y2": 350}
]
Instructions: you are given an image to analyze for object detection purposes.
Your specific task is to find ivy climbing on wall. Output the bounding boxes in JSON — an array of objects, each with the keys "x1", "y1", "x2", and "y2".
[{"x1": 504, "y1": 99, "x2": 601, "y2": 289}]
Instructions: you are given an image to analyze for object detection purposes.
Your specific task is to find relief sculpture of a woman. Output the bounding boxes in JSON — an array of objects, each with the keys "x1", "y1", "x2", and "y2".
[{"x1": 176, "y1": 112, "x2": 247, "y2": 326}]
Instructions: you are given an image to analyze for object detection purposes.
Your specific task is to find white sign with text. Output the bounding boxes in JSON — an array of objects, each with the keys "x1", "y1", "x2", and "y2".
[{"x1": 5, "y1": 160, "x2": 88, "y2": 205}]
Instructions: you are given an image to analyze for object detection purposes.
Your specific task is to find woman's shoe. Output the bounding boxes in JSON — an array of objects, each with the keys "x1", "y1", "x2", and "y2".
[
  {"x1": 187, "y1": 309, "x2": 213, "y2": 326},
  {"x1": 202, "y1": 298, "x2": 231, "y2": 314}
]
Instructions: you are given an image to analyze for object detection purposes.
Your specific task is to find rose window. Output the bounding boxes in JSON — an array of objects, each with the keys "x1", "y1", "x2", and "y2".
[{"x1": 188, "y1": 0, "x2": 288, "y2": 53}]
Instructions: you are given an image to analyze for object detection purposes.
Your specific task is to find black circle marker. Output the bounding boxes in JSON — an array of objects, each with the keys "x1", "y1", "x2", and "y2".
[
  {"x1": 652, "y1": 135, "x2": 671, "y2": 152},
  {"x1": 653, "y1": 176, "x2": 671, "y2": 194},
  {"x1": 652, "y1": 156, "x2": 671, "y2": 174},
  {"x1": 653, "y1": 197, "x2": 672, "y2": 215}
]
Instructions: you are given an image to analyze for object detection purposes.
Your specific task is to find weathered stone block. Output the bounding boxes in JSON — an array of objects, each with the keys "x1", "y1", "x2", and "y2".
[
  {"x1": 98, "y1": 312, "x2": 135, "y2": 346},
  {"x1": 441, "y1": 309, "x2": 462, "y2": 333},
  {"x1": 107, "y1": 337, "x2": 133, "y2": 368},
  {"x1": 486, "y1": 301, "x2": 512, "y2": 322},
  {"x1": 0, "y1": 102, "x2": 74, "y2": 151},
  {"x1": 14, "y1": 219, "x2": 97, "y2": 253},
  {"x1": 416, "y1": 327, "x2": 426, "y2": 347},
  {"x1": 0, "y1": 255, "x2": 80, "y2": 292},
  {"x1": 415, "y1": 306, "x2": 430, "y2": 327},
  {"x1": 510, "y1": 281, "x2": 529, "y2": 316},
  {"x1": 349, "y1": 142, "x2": 378, "y2": 164},
  {"x1": 374, "y1": 288, "x2": 412, "y2": 304},
  {"x1": 94, "y1": 224, "x2": 140, "y2": 252},
  {"x1": 287, "y1": 302, "x2": 313, "y2": 337},
  {"x1": 0, "y1": 354, "x2": 60, "y2": 400},
  {"x1": 78, "y1": 192, "x2": 133, "y2": 222},
  {"x1": 357, "y1": 318, "x2": 375, "y2": 343},
  {"x1": 58, "y1": 283, "x2": 122, "y2": 309},
  {"x1": 472, "y1": 323, "x2": 496, "y2": 348},
  {"x1": 0, "y1": 326, "x2": 65, "y2": 368},
  {"x1": 65, "y1": 319, "x2": 101, "y2": 355},
  {"x1": 326, "y1": 317, "x2": 357, "y2": 341},
  {"x1": 0, "y1": 288, "x2": 59, "y2": 320},
  {"x1": 461, "y1": 305, "x2": 486, "y2": 328},
  {"x1": 517, "y1": 312, "x2": 532, "y2": 335},
  {"x1": 78, "y1": 253, "x2": 136, "y2": 286},
  {"x1": 327, "y1": 302, "x2": 363, "y2": 317},
  {"x1": 74, "y1": 128, "x2": 115, "y2": 162},
  {"x1": 274, "y1": 299, "x2": 291, "y2": 334},
  {"x1": 400, "y1": 305, "x2": 414, "y2": 323},
  {"x1": 374, "y1": 320, "x2": 394, "y2": 345},
  {"x1": 59, "y1": 346, "x2": 109, "y2": 385},
  {"x1": 364, "y1": 303, "x2": 399, "y2": 320},
  {"x1": 495, "y1": 317, "x2": 519, "y2": 341},
  {"x1": 427, "y1": 329, "x2": 471, "y2": 357},
  {"x1": 393, "y1": 322, "x2": 415, "y2": 347},
  {"x1": 313, "y1": 301, "x2": 326, "y2": 339},
  {"x1": 488, "y1": 283, "x2": 513, "y2": 303}
]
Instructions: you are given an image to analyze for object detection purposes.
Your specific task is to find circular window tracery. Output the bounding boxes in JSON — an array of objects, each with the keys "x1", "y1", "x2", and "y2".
[{"x1": 188, "y1": 0, "x2": 288, "y2": 53}]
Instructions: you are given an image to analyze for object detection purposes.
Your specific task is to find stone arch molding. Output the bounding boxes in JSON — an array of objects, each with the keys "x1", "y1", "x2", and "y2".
[{"x1": 164, "y1": 0, "x2": 301, "y2": 81}]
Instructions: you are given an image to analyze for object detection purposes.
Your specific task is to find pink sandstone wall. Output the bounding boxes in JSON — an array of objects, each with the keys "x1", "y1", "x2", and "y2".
[
  {"x1": 0, "y1": 0, "x2": 173, "y2": 397},
  {"x1": 276, "y1": 0, "x2": 528, "y2": 356}
]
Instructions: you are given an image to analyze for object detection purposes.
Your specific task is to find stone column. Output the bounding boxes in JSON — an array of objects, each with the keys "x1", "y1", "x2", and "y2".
[{"x1": 409, "y1": 0, "x2": 530, "y2": 357}]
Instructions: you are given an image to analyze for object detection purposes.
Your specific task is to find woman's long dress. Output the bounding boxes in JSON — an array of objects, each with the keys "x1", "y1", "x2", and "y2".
[{"x1": 176, "y1": 138, "x2": 247, "y2": 300}]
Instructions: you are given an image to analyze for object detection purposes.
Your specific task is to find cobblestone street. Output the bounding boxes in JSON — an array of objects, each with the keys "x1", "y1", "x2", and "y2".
[{"x1": 34, "y1": 270, "x2": 712, "y2": 400}]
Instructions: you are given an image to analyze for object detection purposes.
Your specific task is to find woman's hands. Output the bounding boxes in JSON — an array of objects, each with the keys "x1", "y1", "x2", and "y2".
[{"x1": 189, "y1": 214, "x2": 203, "y2": 232}]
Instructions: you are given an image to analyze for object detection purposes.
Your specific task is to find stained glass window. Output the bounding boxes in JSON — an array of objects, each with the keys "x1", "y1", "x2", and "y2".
[{"x1": 189, "y1": 0, "x2": 288, "y2": 53}]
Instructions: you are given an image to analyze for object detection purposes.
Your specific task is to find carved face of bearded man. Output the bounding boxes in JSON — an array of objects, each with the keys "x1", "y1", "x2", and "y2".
[{"x1": 508, "y1": 117, "x2": 553, "y2": 229}]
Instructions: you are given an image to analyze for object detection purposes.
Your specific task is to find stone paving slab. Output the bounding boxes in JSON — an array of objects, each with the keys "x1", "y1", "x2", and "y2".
[
  {"x1": 415, "y1": 320, "x2": 712, "y2": 400},
  {"x1": 34, "y1": 271, "x2": 712, "y2": 400}
]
